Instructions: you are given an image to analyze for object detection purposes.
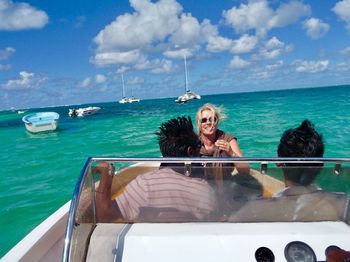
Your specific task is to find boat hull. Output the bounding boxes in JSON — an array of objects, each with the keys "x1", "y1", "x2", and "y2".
[
  {"x1": 22, "y1": 112, "x2": 59, "y2": 133},
  {"x1": 1, "y1": 202, "x2": 70, "y2": 262},
  {"x1": 175, "y1": 92, "x2": 201, "y2": 103},
  {"x1": 69, "y1": 107, "x2": 100, "y2": 117},
  {"x1": 119, "y1": 98, "x2": 141, "y2": 103},
  {"x1": 4, "y1": 159, "x2": 350, "y2": 261},
  {"x1": 24, "y1": 120, "x2": 58, "y2": 133}
]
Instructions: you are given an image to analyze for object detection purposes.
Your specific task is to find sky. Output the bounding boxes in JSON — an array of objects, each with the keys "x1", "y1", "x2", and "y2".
[{"x1": 1, "y1": 0, "x2": 350, "y2": 110}]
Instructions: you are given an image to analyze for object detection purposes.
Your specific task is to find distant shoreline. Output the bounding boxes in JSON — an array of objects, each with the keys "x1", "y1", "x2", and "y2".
[{"x1": 1, "y1": 83, "x2": 349, "y2": 112}]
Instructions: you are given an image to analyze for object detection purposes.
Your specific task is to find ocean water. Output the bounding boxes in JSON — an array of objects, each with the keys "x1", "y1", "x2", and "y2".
[{"x1": 1, "y1": 85, "x2": 350, "y2": 256}]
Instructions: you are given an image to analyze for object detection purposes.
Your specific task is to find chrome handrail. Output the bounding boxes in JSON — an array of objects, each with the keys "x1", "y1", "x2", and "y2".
[
  {"x1": 62, "y1": 157, "x2": 92, "y2": 262},
  {"x1": 91, "y1": 157, "x2": 350, "y2": 164}
]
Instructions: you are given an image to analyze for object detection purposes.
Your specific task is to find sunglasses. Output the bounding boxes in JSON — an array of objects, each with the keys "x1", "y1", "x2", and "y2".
[{"x1": 200, "y1": 116, "x2": 217, "y2": 124}]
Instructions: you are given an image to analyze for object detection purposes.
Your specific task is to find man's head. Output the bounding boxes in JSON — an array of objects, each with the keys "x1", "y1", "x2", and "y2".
[
  {"x1": 277, "y1": 119, "x2": 324, "y2": 185},
  {"x1": 156, "y1": 116, "x2": 201, "y2": 157}
]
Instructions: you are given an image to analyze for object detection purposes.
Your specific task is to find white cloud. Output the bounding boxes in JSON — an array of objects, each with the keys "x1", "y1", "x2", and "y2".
[
  {"x1": 93, "y1": 0, "x2": 182, "y2": 53},
  {"x1": 268, "y1": 1, "x2": 311, "y2": 29},
  {"x1": 223, "y1": 0, "x2": 272, "y2": 36},
  {"x1": 79, "y1": 77, "x2": 92, "y2": 88},
  {"x1": 228, "y1": 55, "x2": 250, "y2": 69},
  {"x1": 253, "y1": 71, "x2": 270, "y2": 79},
  {"x1": 1, "y1": 71, "x2": 47, "y2": 89},
  {"x1": 231, "y1": 34, "x2": 258, "y2": 54},
  {"x1": 252, "y1": 61, "x2": 284, "y2": 80},
  {"x1": 79, "y1": 74, "x2": 107, "y2": 87},
  {"x1": 340, "y1": 46, "x2": 350, "y2": 55},
  {"x1": 0, "y1": 47, "x2": 15, "y2": 60},
  {"x1": 206, "y1": 36, "x2": 232, "y2": 53},
  {"x1": 0, "y1": 0, "x2": 48, "y2": 31},
  {"x1": 302, "y1": 18, "x2": 330, "y2": 39},
  {"x1": 92, "y1": 0, "x2": 223, "y2": 69},
  {"x1": 95, "y1": 74, "x2": 107, "y2": 84},
  {"x1": 150, "y1": 59, "x2": 174, "y2": 74},
  {"x1": 333, "y1": 0, "x2": 350, "y2": 32},
  {"x1": 0, "y1": 63, "x2": 11, "y2": 70},
  {"x1": 127, "y1": 76, "x2": 144, "y2": 85},
  {"x1": 336, "y1": 62, "x2": 350, "y2": 71},
  {"x1": 223, "y1": 0, "x2": 310, "y2": 37},
  {"x1": 294, "y1": 60, "x2": 329, "y2": 73},
  {"x1": 116, "y1": 66, "x2": 131, "y2": 74},
  {"x1": 196, "y1": 19, "x2": 233, "y2": 53},
  {"x1": 266, "y1": 60, "x2": 284, "y2": 71},
  {"x1": 91, "y1": 49, "x2": 146, "y2": 67},
  {"x1": 254, "y1": 37, "x2": 293, "y2": 60},
  {"x1": 170, "y1": 13, "x2": 201, "y2": 46},
  {"x1": 163, "y1": 48, "x2": 195, "y2": 59}
]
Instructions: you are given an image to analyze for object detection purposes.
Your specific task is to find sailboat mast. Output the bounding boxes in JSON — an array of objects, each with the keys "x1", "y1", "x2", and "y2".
[
  {"x1": 121, "y1": 74, "x2": 126, "y2": 98},
  {"x1": 184, "y1": 55, "x2": 189, "y2": 92}
]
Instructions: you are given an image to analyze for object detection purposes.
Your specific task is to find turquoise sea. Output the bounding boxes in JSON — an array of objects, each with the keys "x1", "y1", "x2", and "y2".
[{"x1": 1, "y1": 85, "x2": 350, "y2": 256}]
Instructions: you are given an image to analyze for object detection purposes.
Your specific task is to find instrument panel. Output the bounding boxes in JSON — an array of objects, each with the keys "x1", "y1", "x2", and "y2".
[{"x1": 254, "y1": 241, "x2": 348, "y2": 262}]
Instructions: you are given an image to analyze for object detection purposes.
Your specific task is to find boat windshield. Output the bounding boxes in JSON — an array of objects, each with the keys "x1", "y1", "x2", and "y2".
[
  {"x1": 72, "y1": 158, "x2": 350, "y2": 224},
  {"x1": 63, "y1": 158, "x2": 350, "y2": 261}
]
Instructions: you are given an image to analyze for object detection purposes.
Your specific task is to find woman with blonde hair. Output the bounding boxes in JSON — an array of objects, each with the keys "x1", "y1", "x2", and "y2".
[{"x1": 196, "y1": 103, "x2": 249, "y2": 175}]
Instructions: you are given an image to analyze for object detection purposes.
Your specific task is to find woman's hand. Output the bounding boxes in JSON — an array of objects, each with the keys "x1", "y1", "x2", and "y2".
[{"x1": 215, "y1": 139, "x2": 233, "y2": 155}]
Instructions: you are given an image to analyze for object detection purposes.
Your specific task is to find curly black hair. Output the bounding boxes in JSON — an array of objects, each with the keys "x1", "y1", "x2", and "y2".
[
  {"x1": 278, "y1": 119, "x2": 324, "y2": 158},
  {"x1": 277, "y1": 119, "x2": 324, "y2": 185},
  {"x1": 155, "y1": 116, "x2": 200, "y2": 157}
]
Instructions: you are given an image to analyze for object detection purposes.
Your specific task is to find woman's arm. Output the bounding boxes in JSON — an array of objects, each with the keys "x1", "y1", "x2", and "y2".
[
  {"x1": 229, "y1": 139, "x2": 250, "y2": 174},
  {"x1": 214, "y1": 138, "x2": 250, "y2": 173}
]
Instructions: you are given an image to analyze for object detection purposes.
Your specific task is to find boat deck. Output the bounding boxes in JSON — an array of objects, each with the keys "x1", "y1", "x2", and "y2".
[{"x1": 86, "y1": 221, "x2": 350, "y2": 262}]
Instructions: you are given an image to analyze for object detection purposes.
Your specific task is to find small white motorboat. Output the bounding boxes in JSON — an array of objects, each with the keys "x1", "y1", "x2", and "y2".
[
  {"x1": 2, "y1": 157, "x2": 350, "y2": 262},
  {"x1": 22, "y1": 112, "x2": 59, "y2": 133},
  {"x1": 68, "y1": 106, "x2": 100, "y2": 117}
]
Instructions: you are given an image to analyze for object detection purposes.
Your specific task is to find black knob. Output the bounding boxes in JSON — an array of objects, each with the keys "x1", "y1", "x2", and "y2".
[{"x1": 255, "y1": 247, "x2": 275, "y2": 262}]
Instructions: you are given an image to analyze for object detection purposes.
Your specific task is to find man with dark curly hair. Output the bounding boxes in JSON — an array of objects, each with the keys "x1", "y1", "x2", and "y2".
[
  {"x1": 94, "y1": 116, "x2": 216, "y2": 222},
  {"x1": 276, "y1": 119, "x2": 324, "y2": 187}
]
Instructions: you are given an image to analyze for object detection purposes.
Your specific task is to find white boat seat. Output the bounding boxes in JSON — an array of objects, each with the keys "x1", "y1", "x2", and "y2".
[{"x1": 86, "y1": 223, "x2": 128, "y2": 262}]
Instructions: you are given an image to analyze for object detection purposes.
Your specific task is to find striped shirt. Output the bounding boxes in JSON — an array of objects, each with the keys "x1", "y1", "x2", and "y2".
[{"x1": 115, "y1": 167, "x2": 216, "y2": 221}]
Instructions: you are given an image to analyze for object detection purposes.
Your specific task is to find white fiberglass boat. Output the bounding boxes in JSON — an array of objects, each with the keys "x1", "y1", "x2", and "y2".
[
  {"x1": 2, "y1": 157, "x2": 350, "y2": 262},
  {"x1": 175, "y1": 56, "x2": 201, "y2": 104},
  {"x1": 128, "y1": 97, "x2": 140, "y2": 103},
  {"x1": 68, "y1": 106, "x2": 101, "y2": 117},
  {"x1": 22, "y1": 112, "x2": 60, "y2": 133}
]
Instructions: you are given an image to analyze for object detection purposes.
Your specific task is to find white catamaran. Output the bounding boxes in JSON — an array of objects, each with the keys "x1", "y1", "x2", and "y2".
[
  {"x1": 175, "y1": 56, "x2": 201, "y2": 104},
  {"x1": 2, "y1": 157, "x2": 350, "y2": 262},
  {"x1": 119, "y1": 74, "x2": 140, "y2": 104}
]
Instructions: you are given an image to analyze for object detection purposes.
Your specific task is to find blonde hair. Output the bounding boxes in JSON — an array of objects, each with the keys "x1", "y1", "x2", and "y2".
[{"x1": 195, "y1": 103, "x2": 226, "y2": 133}]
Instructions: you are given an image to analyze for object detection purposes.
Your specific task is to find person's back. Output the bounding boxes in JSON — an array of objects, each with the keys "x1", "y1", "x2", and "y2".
[
  {"x1": 229, "y1": 187, "x2": 347, "y2": 222},
  {"x1": 95, "y1": 116, "x2": 216, "y2": 222},
  {"x1": 117, "y1": 167, "x2": 216, "y2": 221},
  {"x1": 230, "y1": 120, "x2": 348, "y2": 222}
]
